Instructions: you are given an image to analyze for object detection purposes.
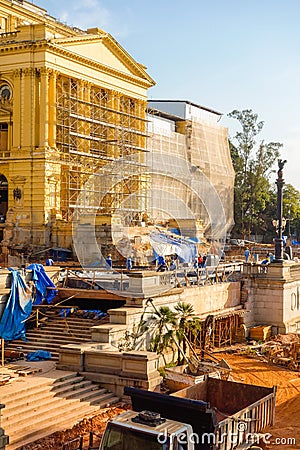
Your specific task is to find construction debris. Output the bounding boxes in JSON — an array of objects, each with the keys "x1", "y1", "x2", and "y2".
[
  {"x1": 3, "y1": 363, "x2": 42, "y2": 376},
  {"x1": 0, "y1": 374, "x2": 12, "y2": 386},
  {"x1": 261, "y1": 334, "x2": 300, "y2": 370},
  {"x1": 17, "y1": 367, "x2": 43, "y2": 376},
  {"x1": 240, "y1": 334, "x2": 300, "y2": 371}
]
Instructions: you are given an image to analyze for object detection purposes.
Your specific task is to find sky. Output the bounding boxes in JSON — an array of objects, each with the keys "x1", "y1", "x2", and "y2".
[{"x1": 35, "y1": 0, "x2": 300, "y2": 190}]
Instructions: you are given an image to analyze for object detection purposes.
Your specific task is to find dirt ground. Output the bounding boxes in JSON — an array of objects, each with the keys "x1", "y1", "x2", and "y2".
[
  {"x1": 21, "y1": 352, "x2": 300, "y2": 450},
  {"x1": 220, "y1": 352, "x2": 300, "y2": 449}
]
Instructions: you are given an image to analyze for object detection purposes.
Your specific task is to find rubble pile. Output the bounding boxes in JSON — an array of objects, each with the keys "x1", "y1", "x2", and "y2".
[{"x1": 260, "y1": 334, "x2": 300, "y2": 370}]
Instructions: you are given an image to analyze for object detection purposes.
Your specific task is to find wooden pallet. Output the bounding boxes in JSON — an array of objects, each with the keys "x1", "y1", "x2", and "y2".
[
  {"x1": 4, "y1": 364, "x2": 42, "y2": 376},
  {"x1": 0, "y1": 374, "x2": 12, "y2": 385},
  {"x1": 17, "y1": 367, "x2": 42, "y2": 376}
]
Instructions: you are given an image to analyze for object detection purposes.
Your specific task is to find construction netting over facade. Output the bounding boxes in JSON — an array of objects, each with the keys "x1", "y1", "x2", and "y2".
[{"x1": 146, "y1": 102, "x2": 235, "y2": 242}]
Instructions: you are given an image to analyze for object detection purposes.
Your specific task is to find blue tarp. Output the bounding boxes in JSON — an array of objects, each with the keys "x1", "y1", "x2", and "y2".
[
  {"x1": 0, "y1": 268, "x2": 33, "y2": 341},
  {"x1": 26, "y1": 350, "x2": 52, "y2": 361},
  {"x1": 59, "y1": 309, "x2": 106, "y2": 319},
  {"x1": 26, "y1": 264, "x2": 57, "y2": 305},
  {"x1": 150, "y1": 231, "x2": 197, "y2": 263}
]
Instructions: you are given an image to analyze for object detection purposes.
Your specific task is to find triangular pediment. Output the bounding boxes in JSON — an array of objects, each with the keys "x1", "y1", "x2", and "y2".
[{"x1": 53, "y1": 32, "x2": 155, "y2": 86}]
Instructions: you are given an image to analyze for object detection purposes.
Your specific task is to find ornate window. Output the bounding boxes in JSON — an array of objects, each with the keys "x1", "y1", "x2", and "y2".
[{"x1": 0, "y1": 84, "x2": 12, "y2": 101}]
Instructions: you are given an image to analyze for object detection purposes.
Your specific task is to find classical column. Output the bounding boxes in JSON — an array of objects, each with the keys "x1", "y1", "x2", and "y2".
[
  {"x1": 12, "y1": 69, "x2": 22, "y2": 149},
  {"x1": 39, "y1": 67, "x2": 49, "y2": 148},
  {"x1": 48, "y1": 69, "x2": 57, "y2": 148},
  {"x1": 23, "y1": 67, "x2": 37, "y2": 149}
]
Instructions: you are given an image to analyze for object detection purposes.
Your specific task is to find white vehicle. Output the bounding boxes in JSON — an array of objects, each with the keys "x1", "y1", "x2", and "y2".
[{"x1": 99, "y1": 378, "x2": 276, "y2": 450}]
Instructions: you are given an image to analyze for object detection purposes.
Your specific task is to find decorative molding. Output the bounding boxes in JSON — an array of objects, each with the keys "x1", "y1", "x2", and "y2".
[
  {"x1": 13, "y1": 69, "x2": 22, "y2": 78},
  {"x1": 39, "y1": 67, "x2": 51, "y2": 76},
  {"x1": 0, "y1": 41, "x2": 154, "y2": 89},
  {"x1": 23, "y1": 67, "x2": 36, "y2": 77},
  {"x1": 10, "y1": 175, "x2": 26, "y2": 184}
]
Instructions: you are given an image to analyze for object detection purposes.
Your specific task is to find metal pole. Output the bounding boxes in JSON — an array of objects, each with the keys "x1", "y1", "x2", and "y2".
[
  {"x1": 274, "y1": 159, "x2": 287, "y2": 263},
  {"x1": 288, "y1": 208, "x2": 291, "y2": 237},
  {"x1": 1, "y1": 339, "x2": 4, "y2": 366}
]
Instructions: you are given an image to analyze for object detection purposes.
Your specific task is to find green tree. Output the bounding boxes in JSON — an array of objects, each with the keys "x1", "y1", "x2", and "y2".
[
  {"x1": 149, "y1": 306, "x2": 177, "y2": 361},
  {"x1": 283, "y1": 183, "x2": 300, "y2": 239},
  {"x1": 253, "y1": 180, "x2": 300, "y2": 241},
  {"x1": 174, "y1": 302, "x2": 195, "y2": 365},
  {"x1": 228, "y1": 109, "x2": 282, "y2": 239}
]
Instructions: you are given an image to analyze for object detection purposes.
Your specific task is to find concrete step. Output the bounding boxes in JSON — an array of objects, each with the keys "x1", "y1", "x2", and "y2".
[
  {"x1": 28, "y1": 330, "x2": 91, "y2": 341},
  {"x1": 46, "y1": 318, "x2": 102, "y2": 325},
  {"x1": 28, "y1": 325, "x2": 92, "y2": 333},
  {"x1": 9, "y1": 342, "x2": 61, "y2": 356},
  {"x1": 3, "y1": 375, "x2": 84, "y2": 412},
  {"x1": 5, "y1": 343, "x2": 60, "y2": 358},
  {"x1": 3, "y1": 369, "x2": 119, "y2": 449},
  {"x1": 0, "y1": 378, "x2": 53, "y2": 403},
  {"x1": 53, "y1": 380, "x2": 96, "y2": 398},
  {"x1": 52, "y1": 374, "x2": 86, "y2": 391},
  {"x1": 5, "y1": 389, "x2": 119, "y2": 429},
  {"x1": 5, "y1": 316, "x2": 101, "y2": 362},
  {"x1": 1, "y1": 373, "x2": 80, "y2": 403},
  {"x1": 7, "y1": 396, "x2": 118, "y2": 450},
  {"x1": 41, "y1": 321, "x2": 98, "y2": 329},
  {"x1": 5, "y1": 389, "x2": 100, "y2": 432},
  {"x1": 13, "y1": 336, "x2": 85, "y2": 346},
  {"x1": 7, "y1": 392, "x2": 119, "y2": 448}
]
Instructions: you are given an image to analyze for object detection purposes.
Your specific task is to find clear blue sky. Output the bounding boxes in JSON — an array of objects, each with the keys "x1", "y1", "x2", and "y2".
[{"x1": 35, "y1": 0, "x2": 300, "y2": 190}]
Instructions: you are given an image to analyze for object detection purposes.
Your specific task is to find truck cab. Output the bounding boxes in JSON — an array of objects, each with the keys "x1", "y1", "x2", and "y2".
[
  {"x1": 99, "y1": 382, "x2": 275, "y2": 450},
  {"x1": 99, "y1": 410, "x2": 194, "y2": 450}
]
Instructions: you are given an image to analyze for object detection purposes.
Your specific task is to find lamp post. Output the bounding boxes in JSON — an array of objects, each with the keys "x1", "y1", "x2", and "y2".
[
  {"x1": 273, "y1": 159, "x2": 287, "y2": 263},
  {"x1": 288, "y1": 208, "x2": 291, "y2": 237}
]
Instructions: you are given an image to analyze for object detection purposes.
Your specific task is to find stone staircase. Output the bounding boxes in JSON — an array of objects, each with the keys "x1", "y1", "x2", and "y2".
[
  {"x1": 5, "y1": 315, "x2": 105, "y2": 361},
  {"x1": 1, "y1": 369, "x2": 119, "y2": 450}
]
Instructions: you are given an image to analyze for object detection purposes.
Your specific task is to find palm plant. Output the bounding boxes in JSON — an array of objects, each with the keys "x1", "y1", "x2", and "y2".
[
  {"x1": 174, "y1": 302, "x2": 195, "y2": 365},
  {"x1": 149, "y1": 305, "x2": 177, "y2": 361}
]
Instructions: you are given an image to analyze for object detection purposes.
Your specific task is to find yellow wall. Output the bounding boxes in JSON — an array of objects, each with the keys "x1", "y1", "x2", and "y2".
[{"x1": 0, "y1": 0, "x2": 154, "y2": 256}]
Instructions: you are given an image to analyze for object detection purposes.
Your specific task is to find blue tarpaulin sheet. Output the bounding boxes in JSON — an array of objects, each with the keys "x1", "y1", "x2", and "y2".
[
  {"x1": 150, "y1": 231, "x2": 197, "y2": 263},
  {"x1": 0, "y1": 268, "x2": 33, "y2": 341},
  {"x1": 26, "y1": 350, "x2": 52, "y2": 361},
  {"x1": 26, "y1": 264, "x2": 57, "y2": 305}
]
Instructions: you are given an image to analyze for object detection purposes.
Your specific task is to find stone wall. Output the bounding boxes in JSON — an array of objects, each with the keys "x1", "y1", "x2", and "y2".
[
  {"x1": 58, "y1": 279, "x2": 242, "y2": 396},
  {"x1": 242, "y1": 261, "x2": 300, "y2": 334}
]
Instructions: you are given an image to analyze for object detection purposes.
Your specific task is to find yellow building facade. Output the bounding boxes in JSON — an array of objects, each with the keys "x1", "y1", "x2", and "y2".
[{"x1": 0, "y1": 0, "x2": 154, "y2": 262}]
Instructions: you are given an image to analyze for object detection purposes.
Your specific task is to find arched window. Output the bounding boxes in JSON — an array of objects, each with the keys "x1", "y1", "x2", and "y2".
[{"x1": 0, "y1": 175, "x2": 8, "y2": 221}]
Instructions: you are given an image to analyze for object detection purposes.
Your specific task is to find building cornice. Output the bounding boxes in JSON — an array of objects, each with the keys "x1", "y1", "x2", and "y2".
[{"x1": 0, "y1": 40, "x2": 154, "y2": 89}]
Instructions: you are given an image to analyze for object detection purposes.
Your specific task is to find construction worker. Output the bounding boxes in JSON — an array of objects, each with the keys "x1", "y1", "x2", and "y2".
[
  {"x1": 126, "y1": 256, "x2": 133, "y2": 270},
  {"x1": 169, "y1": 256, "x2": 177, "y2": 271},
  {"x1": 45, "y1": 257, "x2": 54, "y2": 266},
  {"x1": 105, "y1": 254, "x2": 113, "y2": 270},
  {"x1": 157, "y1": 255, "x2": 167, "y2": 272},
  {"x1": 244, "y1": 247, "x2": 250, "y2": 262}
]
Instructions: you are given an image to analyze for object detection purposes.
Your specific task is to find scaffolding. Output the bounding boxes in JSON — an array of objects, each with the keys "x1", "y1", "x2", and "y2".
[
  {"x1": 55, "y1": 76, "x2": 149, "y2": 224},
  {"x1": 146, "y1": 115, "x2": 235, "y2": 240},
  {"x1": 53, "y1": 78, "x2": 234, "y2": 244}
]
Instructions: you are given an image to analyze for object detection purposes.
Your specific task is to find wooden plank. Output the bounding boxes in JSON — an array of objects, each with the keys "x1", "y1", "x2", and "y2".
[
  {"x1": 50, "y1": 286, "x2": 126, "y2": 300},
  {"x1": 17, "y1": 367, "x2": 42, "y2": 376}
]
